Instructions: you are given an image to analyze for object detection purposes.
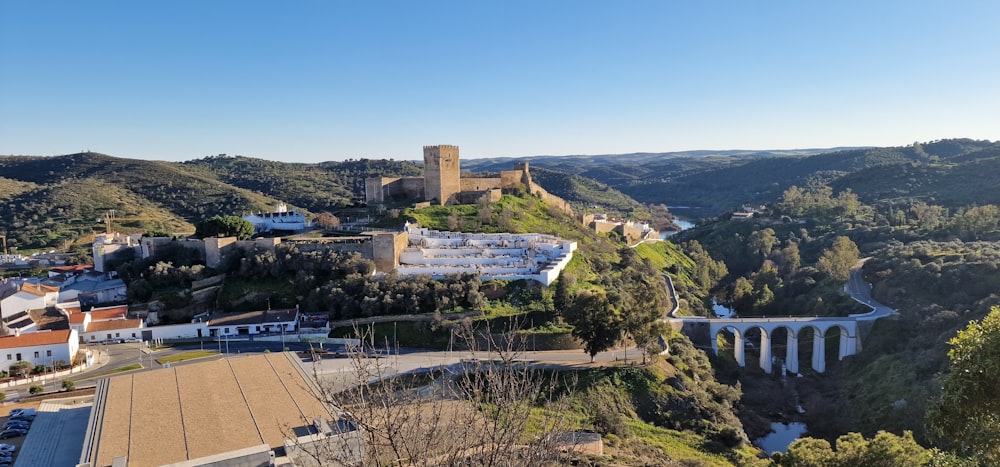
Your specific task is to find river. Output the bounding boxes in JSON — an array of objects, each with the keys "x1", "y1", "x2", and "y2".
[{"x1": 755, "y1": 422, "x2": 808, "y2": 455}]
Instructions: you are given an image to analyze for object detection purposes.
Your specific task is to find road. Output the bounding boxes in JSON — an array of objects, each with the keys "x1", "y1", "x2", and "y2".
[{"x1": 844, "y1": 259, "x2": 897, "y2": 321}]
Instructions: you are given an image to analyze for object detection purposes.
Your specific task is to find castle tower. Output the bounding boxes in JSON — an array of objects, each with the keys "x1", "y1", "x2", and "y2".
[{"x1": 423, "y1": 145, "x2": 461, "y2": 205}]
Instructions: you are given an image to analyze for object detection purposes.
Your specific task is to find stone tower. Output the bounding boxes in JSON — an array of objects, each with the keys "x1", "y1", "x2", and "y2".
[{"x1": 423, "y1": 145, "x2": 461, "y2": 205}]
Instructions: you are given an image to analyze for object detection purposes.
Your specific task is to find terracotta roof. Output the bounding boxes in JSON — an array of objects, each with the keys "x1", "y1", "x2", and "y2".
[
  {"x1": 18, "y1": 283, "x2": 58, "y2": 297},
  {"x1": 69, "y1": 313, "x2": 89, "y2": 325},
  {"x1": 0, "y1": 330, "x2": 72, "y2": 349},
  {"x1": 87, "y1": 308, "x2": 128, "y2": 321},
  {"x1": 86, "y1": 319, "x2": 142, "y2": 333}
]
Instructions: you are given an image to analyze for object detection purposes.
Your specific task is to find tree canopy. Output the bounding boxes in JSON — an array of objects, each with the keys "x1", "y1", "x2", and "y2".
[
  {"x1": 929, "y1": 305, "x2": 1000, "y2": 463},
  {"x1": 195, "y1": 215, "x2": 254, "y2": 240}
]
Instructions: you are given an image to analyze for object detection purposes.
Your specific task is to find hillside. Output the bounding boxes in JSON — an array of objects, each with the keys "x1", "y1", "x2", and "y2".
[
  {"x1": 466, "y1": 139, "x2": 1000, "y2": 218},
  {"x1": 0, "y1": 152, "x2": 430, "y2": 250},
  {"x1": 181, "y1": 155, "x2": 423, "y2": 213}
]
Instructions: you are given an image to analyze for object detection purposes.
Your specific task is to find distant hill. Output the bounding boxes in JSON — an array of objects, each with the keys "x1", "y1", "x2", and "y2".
[
  {"x1": 467, "y1": 140, "x2": 1000, "y2": 217},
  {"x1": 0, "y1": 152, "x2": 422, "y2": 251}
]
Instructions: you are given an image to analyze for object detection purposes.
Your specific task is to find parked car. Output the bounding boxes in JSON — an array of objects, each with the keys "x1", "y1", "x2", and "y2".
[
  {"x1": 124, "y1": 337, "x2": 141, "y2": 343},
  {"x1": 0, "y1": 429, "x2": 26, "y2": 439},
  {"x1": 7, "y1": 414, "x2": 32, "y2": 422},
  {"x1": 2, "y1": 421, "x2": 27, "y2": 430},
  {"x1": 0, "y1": 443, "x2": 15, "y2": 452},
  {"x1": 8, "y1": 408, "x2": 34, "y2": 418}
]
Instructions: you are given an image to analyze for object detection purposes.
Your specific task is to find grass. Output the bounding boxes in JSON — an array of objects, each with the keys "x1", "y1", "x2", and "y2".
[
  {"x1": 156, "y1": 350, "x2": 220, "y2": 364},
  {"x1": 76, "y1": 363, "x2": 142, "y2": 380}
]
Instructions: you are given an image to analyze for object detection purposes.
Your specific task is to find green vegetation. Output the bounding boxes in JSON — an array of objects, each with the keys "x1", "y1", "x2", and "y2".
[
  {"x1": 79, "y1": 363, "x2": 143, "y2": 380},
  {"x1": 195, "y1": 215, "x2": 254, "y2": 240},
  {"x1": 778, "y1": 431, "x2": 940, "y2": 466},
  {"x1": 928, "y1": 306, "x2": 1000, "y2": 464},
  {"x1": 156, "y1": 350, "x2": 219, "y2": 364}
]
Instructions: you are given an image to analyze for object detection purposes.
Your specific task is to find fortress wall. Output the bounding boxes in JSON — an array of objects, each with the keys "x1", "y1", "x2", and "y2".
[
  {"x1": 366, "y1": 176, "x2": 425, "y2": 203},
  {"x1": 424, "y1": 145, "x2": 461, "y2": 205},
  {"x1": 460, "y1": 178, "x2": 502, "y2": 191}
]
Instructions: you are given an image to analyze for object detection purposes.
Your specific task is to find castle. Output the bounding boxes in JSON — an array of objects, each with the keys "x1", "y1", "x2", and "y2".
[{"x1": 364, "y1": 145, "x2": 573, "y2": 213}]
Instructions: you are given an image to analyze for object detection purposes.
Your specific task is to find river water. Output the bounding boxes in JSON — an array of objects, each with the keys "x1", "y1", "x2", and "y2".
[{"x1": 755, "y1": 422, "x2": 808, "y2": 455}]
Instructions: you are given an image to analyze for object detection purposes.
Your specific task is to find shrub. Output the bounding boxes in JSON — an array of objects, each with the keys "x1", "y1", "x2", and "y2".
[{"x1": 29, "y1": 384, "x2": 43, "y2": 395}]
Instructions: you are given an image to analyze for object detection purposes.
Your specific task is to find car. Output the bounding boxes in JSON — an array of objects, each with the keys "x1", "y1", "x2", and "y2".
[
  {"x1": 1, "y1": 422, "x2": 27, "y2": 430},
  {"x1": 124, "y1": 337, "x2": 141, "y2": 343},
  {"x1": 8, "y1": 415, "x2": 32, "y2": 422},
  {"x1": 0, "y1": 444, "x2": 15, "y2": 452},
  {"x1": 0, "y1": 429, "x2": 26, "y2": 439}
]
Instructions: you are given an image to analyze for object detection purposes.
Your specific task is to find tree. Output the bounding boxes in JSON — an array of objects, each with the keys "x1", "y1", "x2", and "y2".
[
  {"x1": 552, "y1": 274, "x2": 575, "y2": 317},
  {"x1": 314, "y1": 211, "x2": 340, "y2": 229},
  {"x1": 8, "y1": 361, "x2": 32, "y2": 378},
  {"x1": 62, "y1": 380, "x2": 76, "y2": 391},
  {"x1": 195, "y1": 215, "x2": 254, "y2": 240},
  {"x1": 817, "y1": 236, "x2": 859, "y2": 282},
  {"x1": 564, "y1": 290, "x2": 622, "y2": 362},
  {"x1": 929, "y1": 305, "x2": 1000, "y2": 463},
  {"x1": 295, "y1": 325, "x2": 573, "y2": 466},
  {"x1": 780, "y1": 431, "x2": 932, "y2": 467},
  {"x1": 29, "y1": 384, "x2": 43, "y2": 395},
  {"x1": 748, "y1": 228, "x2": 779, "y2": 263}
]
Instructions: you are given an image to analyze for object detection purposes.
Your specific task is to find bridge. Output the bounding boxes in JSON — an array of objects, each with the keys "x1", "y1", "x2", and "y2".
[
  {"x1": 663, "y1": 262, "x2": 894, "y2": 374},
  {"x1": 670, "y1": 317, "x2": 858, "y2": 374}
]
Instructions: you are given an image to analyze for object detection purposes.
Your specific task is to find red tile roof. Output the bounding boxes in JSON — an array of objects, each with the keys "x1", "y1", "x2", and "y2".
[
  {"x1": 86, "y1": 319, "x2": 142, "y2": 333},
  {"x1": 0, "y1": 330, "x2": 72, "y2": 349},
  {"x1": 87, "y1": 308, "x2": 128, "y2": 321},
  {"x1": 69, "y1": 313, "x2": 89, "y2": 325},
  {"x1": 18, "y1": 283, "x2": 58, "y2": 297},
  {"x1": 50, "y1": 265, "x2": 94, "y2": 273}
]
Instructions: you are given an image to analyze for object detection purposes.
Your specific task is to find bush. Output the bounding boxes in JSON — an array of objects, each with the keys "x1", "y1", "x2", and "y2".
[
  {"x1": 28, "y1": 384, "x2": 43, "y2": 395},
  {"x1": 62, "y1": 380, "x2": 76, "y2": 391}
]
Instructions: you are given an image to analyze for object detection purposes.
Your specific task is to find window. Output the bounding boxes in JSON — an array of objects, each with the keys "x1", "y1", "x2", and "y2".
[
  {"x1": 5, "y1": 354, "x2": 10, "y2": 361},
  {"x1": 46, "y1": 350, "x2": 52, "y2": 357},
  {"x1": 16, "y1": 353, "x2": 21, "y2": 361},
  {"x1": 115, "y1": 332, "x2": 120, "y2": 337},
  {"x1": 132, "y1": 333, "x2": 136, "y2": 338},
  {"x1": 34, "y1": 351, "x2": 39, "y2": 358}
]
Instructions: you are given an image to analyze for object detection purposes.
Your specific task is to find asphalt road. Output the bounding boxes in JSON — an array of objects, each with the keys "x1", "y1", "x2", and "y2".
[{"x1": 844, "y1": 259, "x2": 897, "y2": 321}]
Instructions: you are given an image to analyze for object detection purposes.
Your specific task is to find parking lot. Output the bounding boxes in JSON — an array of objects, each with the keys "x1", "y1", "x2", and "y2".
[{"x1": 0, "y1": 402, "x2": 38, "y2": 466}]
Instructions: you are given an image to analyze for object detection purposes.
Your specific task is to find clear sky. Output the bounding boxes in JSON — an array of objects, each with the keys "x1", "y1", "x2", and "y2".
[{"x1": 2, "y1": 1, "x2": 998, "y2": 162}]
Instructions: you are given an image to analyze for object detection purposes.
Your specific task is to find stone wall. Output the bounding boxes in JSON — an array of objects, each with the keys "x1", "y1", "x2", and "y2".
[
  {"x1": 460, "y1": 177, "x2": 502, "y2": 192},
  {"x1": 365, "y1": 176, "x2": 424, "y2": 204},
  {"x1": 371, "y1": 231, "x2": 408, "y2": 273}
]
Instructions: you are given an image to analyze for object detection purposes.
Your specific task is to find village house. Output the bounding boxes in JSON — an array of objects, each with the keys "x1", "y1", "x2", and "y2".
[{"x1": 0, "y1": 329, "x2": 79, "y2": 374}]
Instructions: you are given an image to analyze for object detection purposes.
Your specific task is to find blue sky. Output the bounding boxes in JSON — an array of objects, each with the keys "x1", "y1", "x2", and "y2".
[{"x1": 2, "y1": 1, "x2": 998, "y2": 162}]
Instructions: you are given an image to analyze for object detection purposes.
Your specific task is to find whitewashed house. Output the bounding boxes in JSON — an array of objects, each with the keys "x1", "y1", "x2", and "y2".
[
  {"x1": 0, "y1": 329, "x2": 80, "y2": 373},
  {"x1": 207, "y1": 308, "x2": 299, "y2": 337},
  {"x1": 0, "y1": 283, "x2": 59, "y2": 319}
]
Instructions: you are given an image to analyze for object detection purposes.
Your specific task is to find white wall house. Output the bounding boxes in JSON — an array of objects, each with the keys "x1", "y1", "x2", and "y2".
[
  {"x1": 81, "y1": 318, "x2": 145, "y2": 343},
  {"x1": 143, "y1": 322, "x2": 210, "y2": 341},
  {"x1": 0, "y1": 283, "x2": 58, "y2": 319},
  {"x1": 207, "y1": 309, "x2": 299, "y2": 337},
  {"x1": 0, "y1": 329, "x2": 80, "y2": 373}
]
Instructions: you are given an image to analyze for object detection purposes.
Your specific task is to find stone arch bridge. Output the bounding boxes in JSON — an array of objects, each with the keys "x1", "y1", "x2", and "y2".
[{"x1": 669, "y1": 317, "x2": 860, "y2": 374}]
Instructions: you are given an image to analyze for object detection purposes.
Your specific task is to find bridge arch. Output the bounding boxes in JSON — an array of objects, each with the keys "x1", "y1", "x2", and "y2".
[{"x1": 704, "y1": 318, "x2": 859, "y2": 374}]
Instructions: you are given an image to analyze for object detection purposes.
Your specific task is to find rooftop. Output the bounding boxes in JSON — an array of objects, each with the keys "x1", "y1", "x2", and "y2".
[
  {"x1": 85, "y1": 319, "x2": 142, "y2": 333},
  {"x1": 88, "y1": 352, "x2": 334, "y2": 467},
  {"x1": 207, "y1": 308, "x2": 298, "y2": 327},
  {"x1": 0, "y1": 329, "x2": 72, "y2": 349}
]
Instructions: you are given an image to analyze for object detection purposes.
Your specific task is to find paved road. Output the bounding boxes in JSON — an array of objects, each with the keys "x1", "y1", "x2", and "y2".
[{"x1": 844, "y1": 259, "x2": 897, "y2": 321}]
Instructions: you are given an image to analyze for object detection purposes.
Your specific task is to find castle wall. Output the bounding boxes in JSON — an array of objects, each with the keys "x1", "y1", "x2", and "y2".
[
  {"x1": 423, "y1": 145, "x2": 461, "y2": 205},
  {"x1": 365, "y1": 176, "x2": 424, "y2": 204},
  {"x1": 460, "y1": 178, "x2": 502, "y2": 192}
]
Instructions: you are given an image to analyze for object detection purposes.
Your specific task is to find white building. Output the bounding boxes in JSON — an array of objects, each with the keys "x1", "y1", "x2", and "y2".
[
  {"x1": 242, "y1": 202, "x2": 310, "y2": 234},
  {"x1": 207, "y1": 308, "x2": 299, "y2": 337},
  {"x1": 0, "y1": 329, "x2": 80, "y2": 373},
  {"x1": 0, "y1": 283, "x2": 59, "y2": 319},
  {"x1": 398, "y1": 226, "x2": 577, "y2": 286}
]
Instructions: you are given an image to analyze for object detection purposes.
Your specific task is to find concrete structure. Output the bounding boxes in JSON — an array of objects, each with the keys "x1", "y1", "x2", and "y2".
[
  {"x1": 243, "y1": 202, "x2": 310, "y2": 234},
  {"x1": 78, "y1": 352, "x2": 355, "y2": 467},
  {"x1": 397, "y1": 225, "x2": 576, "y2": 286},
  {"x1": 671, "y1": 316, "x2": 859, "y2": 374},
  {"x1": 0, "y1": 329, "x2": 80, "y2": 372}
]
